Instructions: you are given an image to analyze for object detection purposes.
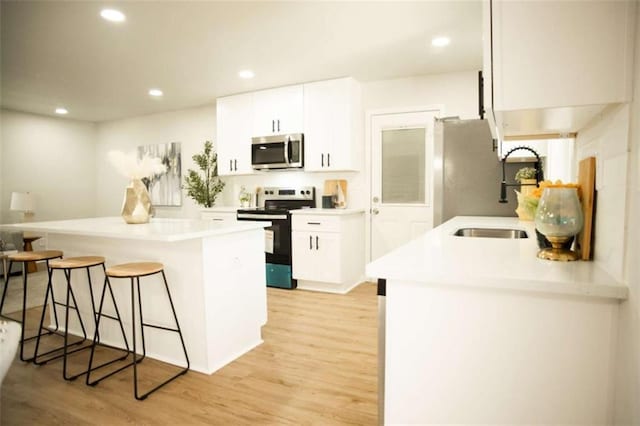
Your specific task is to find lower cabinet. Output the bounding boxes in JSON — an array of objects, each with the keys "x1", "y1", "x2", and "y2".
[{"x1": 291, "y1": 210, "x2": 364, "y2": 294}]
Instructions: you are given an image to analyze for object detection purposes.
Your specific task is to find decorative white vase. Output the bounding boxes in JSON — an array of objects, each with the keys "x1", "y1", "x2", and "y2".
[{"x1": 121, "y1": 179, "x2": 152, "y2": 224}]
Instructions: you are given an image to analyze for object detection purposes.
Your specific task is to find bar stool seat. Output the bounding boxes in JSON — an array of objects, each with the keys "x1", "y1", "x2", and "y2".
[
  {"x1": 0, "y1": 250, "x2": 63, "y2": 362},
  {"x1": 87, "y1": 261, "x2": 189, "y2": 400},
  {"x1": 106, "y1": 262, "x2": 163, "y2": 278},
  {"x1": 49, "y1": 256, "x2": 106, "y2": 269},
  {"x1": 9, "y1": 250, "x2": 63, "y2": 262},
  {"x1": 34, "y1": 255, "x2": 129, "y2": 381}
]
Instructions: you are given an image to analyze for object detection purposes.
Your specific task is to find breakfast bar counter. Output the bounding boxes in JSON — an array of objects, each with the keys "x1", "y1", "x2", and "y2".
[{"x1": 2, "y1": 217, "x2": 270, "y2": 375}]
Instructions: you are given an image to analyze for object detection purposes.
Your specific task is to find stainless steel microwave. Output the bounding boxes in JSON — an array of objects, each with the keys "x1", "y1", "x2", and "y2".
[{"x1": 251, "y1": 133, "x2": 304, "y2": 170}]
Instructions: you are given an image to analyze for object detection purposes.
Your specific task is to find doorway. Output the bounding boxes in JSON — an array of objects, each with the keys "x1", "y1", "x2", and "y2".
[{"x1": 369, "y1": 109, "x2": 440, "y2": 261}]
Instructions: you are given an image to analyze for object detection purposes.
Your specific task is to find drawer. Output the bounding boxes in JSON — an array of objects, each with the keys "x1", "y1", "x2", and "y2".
[
  {"x1": 292, "y1": 215, "x2": 341, "y2": 232},
  {"x1": 201, "y1": 212, "x2": 237, "y2": 222}
]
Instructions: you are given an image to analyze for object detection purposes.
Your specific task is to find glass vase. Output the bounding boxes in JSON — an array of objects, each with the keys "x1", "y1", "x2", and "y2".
[{"x1": 534, "y1": 187, "x2": 583, "y2": 261}]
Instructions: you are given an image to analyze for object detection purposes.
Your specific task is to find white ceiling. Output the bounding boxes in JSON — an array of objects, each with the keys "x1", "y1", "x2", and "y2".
[{"x1": 0, "y1": 1, "x2": 482, "y2": 122}]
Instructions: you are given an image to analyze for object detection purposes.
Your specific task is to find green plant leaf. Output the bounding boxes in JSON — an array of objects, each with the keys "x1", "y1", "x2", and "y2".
[{"x1": 183, "y1": 140, "x2": 225, "y2": 208}]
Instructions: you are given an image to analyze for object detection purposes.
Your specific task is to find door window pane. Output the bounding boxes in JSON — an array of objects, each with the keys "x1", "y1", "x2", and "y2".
[{"x1": 381, "y1": 128, "x2": 426, "y2": 204}]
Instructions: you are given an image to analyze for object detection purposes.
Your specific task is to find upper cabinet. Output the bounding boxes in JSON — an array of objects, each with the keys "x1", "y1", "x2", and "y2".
[
  {"x1": 483, "y1": 0, "x2": 635, "y2": 142},
  {"x1": 303, "y1": 78, "x2": 362, "y2": 172},
  {"x1": 216, "y1": 93, "x2": 254, "y2": 176},
  {"x1": 252, "y1": 85, "x2": 304, "y2": 136}
]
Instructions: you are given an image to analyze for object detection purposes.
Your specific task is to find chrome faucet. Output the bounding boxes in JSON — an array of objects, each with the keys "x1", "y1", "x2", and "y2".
[{"x1": 499, "y1": 146, "x2": 543, "y2": 203}]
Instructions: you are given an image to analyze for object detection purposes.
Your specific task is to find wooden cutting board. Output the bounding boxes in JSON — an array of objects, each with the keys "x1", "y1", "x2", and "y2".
[
  {"x1": 576, "y1": 157, "x2": 596, "y2": 260},
  {"x1": 323, "y1": 179, "x2": 348, "y2": 208}
]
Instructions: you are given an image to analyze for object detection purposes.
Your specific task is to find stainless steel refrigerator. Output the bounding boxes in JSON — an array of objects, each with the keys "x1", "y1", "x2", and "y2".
[{"x1": 432, "y1": 117, "x2": 517, "y2": 225}]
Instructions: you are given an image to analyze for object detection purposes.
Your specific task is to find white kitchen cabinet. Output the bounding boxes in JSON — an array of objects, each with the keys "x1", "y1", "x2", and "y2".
[
  {"x1": 291, "y1": 209, "x2": 364, "y2": 294},
  {"x1": 483, "y1": 0, "x2": 635, "y2": 140},
  {"x1": 252, "y1": 85, "x2": 304, "y2": 136},
  {"x1": 201, "y1": 208, "x2": 238, "y2": 223},
  {"x1": 292, "y1": 231, "x2": 342, "y2": 284},
  {"x1": 216, "y1": 93, "x2": 253, "y2": 176},
  {"x1": 303, "y1": 78, "x2": 362, "y2": 171}
]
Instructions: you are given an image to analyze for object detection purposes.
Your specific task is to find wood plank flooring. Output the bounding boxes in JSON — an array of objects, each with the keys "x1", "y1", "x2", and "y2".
[{"x1": 1, "y1": 283, "x2": 378, "y2": 425}]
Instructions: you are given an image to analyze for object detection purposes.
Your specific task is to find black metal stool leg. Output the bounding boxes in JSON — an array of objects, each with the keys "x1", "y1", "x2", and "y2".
[
  {"x1": 0, "y1": 260, "x2": 14, "y2": 320},
  {"x1": 86, "y1": 275, "x2": 133, "y2": 386}
]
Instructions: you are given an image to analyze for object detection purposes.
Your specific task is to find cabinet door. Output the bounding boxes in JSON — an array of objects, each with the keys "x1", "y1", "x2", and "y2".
[
  {"x1": 216, "y1": 93, "x2": 253, "y2": 176},
  {"x1": 292, "y1": 231, "x2": 342, "y2": 283},
  {"x1": 292, "y1": 231, "x2": 318, "y2": 281},
  {"x1": 314, "y1": 232, "x2": 342, "y2": 283},
  {"x1": 491, "y1": 0, "x2": 633, "y2": 111},
  {"x1": 303, "y1": 78, "x2": 358, "y2": 171},
  {"x1": 252, "y1": 85, "x2": 303, "y2": 136}
]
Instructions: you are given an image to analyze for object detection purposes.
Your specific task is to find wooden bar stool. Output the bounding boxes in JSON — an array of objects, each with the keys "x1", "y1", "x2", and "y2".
[
  {"x1": 33, "y1": 256, "x2": 129, "y2": 381},
  {"x1": 86, "y1": 262, "x2": 189, "y2": 400},
  {"x1": 0, "y1": 250, "x2": 63, "y2": 362}
]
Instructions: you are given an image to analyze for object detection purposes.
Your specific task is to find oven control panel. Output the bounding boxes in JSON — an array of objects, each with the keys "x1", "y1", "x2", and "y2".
[{"x1": 262, "y1": 187, "x2": 315, "y2": 201}]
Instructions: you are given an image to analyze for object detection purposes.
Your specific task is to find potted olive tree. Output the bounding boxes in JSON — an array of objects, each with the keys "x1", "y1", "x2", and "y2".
[{"x1": 183, "y1": 141, "x2": 225, "y2": 208}]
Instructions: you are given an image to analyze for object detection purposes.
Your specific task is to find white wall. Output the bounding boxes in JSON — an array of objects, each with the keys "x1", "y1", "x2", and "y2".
[
  {"x1": 362, "y1": 71, "x2": 478, "y2": 120},
  {"x1": 613, "y1": 3, "x2": 640, "y2": 422},
  {"x1": 0, "y1": 109, "x2": 97, "y2": 224},
  {"x1": 95, "y1": 105, "x2": 216, "y2": 219},
  {"x1": 94, "y1": 72, "x2": 479, "y2": 218}
]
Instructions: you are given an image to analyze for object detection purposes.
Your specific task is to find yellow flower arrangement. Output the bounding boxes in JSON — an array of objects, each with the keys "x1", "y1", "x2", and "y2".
[{"x1": 515, "y1": 180, "x2": 580, "y2": 221}]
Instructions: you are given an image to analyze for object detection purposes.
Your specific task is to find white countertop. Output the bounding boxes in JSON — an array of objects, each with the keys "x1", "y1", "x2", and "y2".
[
  {"x1": 290, "y1": 208, "x2": 365, "y2": 216},
  {"x1": 1, "y1": 217, "x2": 269, "y2": 242},
  {"x1": 366, "y1": 216, "x2": 627, "y2": 300}
]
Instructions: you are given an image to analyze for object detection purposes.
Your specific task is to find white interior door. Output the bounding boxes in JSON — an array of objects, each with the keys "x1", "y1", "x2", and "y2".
[{"x1": 371, "y1": 110, "x2": 439, "y2": 261}]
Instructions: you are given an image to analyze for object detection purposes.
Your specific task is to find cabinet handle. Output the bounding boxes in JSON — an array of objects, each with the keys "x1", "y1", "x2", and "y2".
[
  {"x1": 234, "y1": 159, "x2": 237, "y2": 171},
  {"x1": 321, "y1": 153, "x2": 324, "y2": 167},
  {"x1": 315, "y1": 236, "x2": 319, "y2": 250},
  {"x1": 327, "y1": 153, "x2": 330, "y2": 167},
  {"x1": 309, "y1": 235, "x2": 313, "y2": 250},
  {"x1": 229, "y1": 159, "x2": 233, "y2": 172},
  {"x1": 272, "y1": 120, "x2": 275, "y2": 133},
  {"x1": 277, "y1": 119, "x2": 280, "y2": 132},
  {"x1": 212, "y1": 218, "x2": 224, "y2": 221},
  {"x1": 307, "y1": 222, "x2": 321, "y2": 225}
]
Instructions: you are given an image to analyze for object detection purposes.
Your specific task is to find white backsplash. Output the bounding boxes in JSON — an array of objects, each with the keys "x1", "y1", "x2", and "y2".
[
  {"x1": 217, "y1": 170, "x2": 365, "y2": 210},
  {"x1": 575, "y1": 103, "x2": 631, "y2": 282}
]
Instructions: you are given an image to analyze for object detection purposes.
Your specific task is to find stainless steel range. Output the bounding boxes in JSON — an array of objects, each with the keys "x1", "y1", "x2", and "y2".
[{"x1": 237, "y1": 186, "x2": 315, "y2": 289}]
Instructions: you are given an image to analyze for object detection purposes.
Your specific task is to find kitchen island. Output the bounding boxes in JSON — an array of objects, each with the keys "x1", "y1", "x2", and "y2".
[
  {"x1": 367, "y1": 216, "x2": 627, "y2": 425},
  {"x1": 1, "y1": 217, "x2": 270, "y2": 375}
]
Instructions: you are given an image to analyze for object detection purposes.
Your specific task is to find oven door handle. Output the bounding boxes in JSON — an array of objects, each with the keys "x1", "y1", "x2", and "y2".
[
  {"x1": 284, "y1": 135, "x2": 291, "y2": 164},
  {"x1": 237, "y1": 213, "x2": 288, "y2": 220}
]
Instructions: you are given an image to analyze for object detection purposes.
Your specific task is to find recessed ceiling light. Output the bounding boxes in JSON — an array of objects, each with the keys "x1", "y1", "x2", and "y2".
[
  {"x1": 431, "y1": 36, "x2": 451, "y2": 47},
  {"x1": 55, "y1": 107, "x2": 68, "y2": 115},
  {"x1": 238, "y1": 70, "x2": 255, "y2": 79},
  {"x1": 100, "y1": 9, "x2": 126, "y2": 23},
  {"x1": 148, "y1": 88, "x2": 163, "y2": 97}
]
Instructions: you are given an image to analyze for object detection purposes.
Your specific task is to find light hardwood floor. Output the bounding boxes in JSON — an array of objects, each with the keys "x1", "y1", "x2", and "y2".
[{"x1": 1, "y1": 283, "x2": 378, "y2": 425}]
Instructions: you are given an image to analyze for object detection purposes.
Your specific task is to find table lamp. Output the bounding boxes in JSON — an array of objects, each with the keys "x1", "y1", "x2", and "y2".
[{"x1": 10, "y1": 192, "x2": 36, "y2": 222}]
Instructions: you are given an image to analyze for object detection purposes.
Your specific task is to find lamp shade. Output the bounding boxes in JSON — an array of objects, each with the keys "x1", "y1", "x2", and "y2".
[{"x1": 10, "y1": 192, "x2": 35, "y2": 212}]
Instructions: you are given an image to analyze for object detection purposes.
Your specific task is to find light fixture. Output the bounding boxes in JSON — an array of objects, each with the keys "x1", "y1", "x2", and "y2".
[
  {"x1": 431, "y1": 36, "x2": 451, "y2": 47},
  {"x1": 55, "y1": 107, "x2": 68, "y2": 115},
  {"x1": 100, "y1": 9, "x2": 126, "y2": 22},
  {"x1": 148, "y1": 88, "x2": 163, "y2": 97},
  {"x1": 10, "y1": 192, "x2": 36, "y2": 222},
  {"x1": 238, "y1": 70, "x2": 255, "y2": 79}
]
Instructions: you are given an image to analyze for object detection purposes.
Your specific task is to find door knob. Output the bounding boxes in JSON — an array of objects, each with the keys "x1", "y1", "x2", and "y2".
[{"x1": 372, "y1": 208, "x2": 379, "y2": 215}]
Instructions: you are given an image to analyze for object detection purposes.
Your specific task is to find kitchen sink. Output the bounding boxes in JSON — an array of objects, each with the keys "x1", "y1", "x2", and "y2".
[{"x1": 453, "y1": 228, "x2": 528, "y2": 239}]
